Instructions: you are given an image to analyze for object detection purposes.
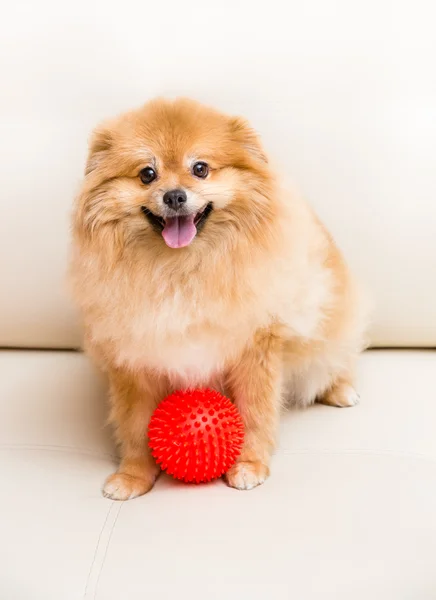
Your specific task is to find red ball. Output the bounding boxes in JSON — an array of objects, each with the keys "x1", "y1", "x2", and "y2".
[{"x1": 148, "y1": 389, "x2": 244, "y2": 483}]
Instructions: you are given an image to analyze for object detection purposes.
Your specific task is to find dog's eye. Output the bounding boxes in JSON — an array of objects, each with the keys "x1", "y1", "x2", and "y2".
[
  {"x1": 139, "y1": 167, "x2": 157, "y2": 184},
  {"x1": 192, "y1": 162, "x2": 209, "y2": 179}
]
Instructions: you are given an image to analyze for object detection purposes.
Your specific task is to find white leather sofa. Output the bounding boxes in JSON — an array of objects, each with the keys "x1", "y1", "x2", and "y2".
[{"x1": 1, "y1": 2, "x2": 435, "y2": 599}]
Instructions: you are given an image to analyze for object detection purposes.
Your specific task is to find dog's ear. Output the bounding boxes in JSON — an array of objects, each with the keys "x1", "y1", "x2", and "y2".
[
  {"x1": 230, "y1": 117, "x2": 268, "y2": 163},
  {"x1": 85, "y1": 125, "x2": 114, "y2": 175}
]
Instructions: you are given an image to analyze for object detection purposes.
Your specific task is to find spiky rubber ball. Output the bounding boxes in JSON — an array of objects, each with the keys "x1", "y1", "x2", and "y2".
[{"x1": 148, "y1": 389, "x2": 244, "y2": 483}]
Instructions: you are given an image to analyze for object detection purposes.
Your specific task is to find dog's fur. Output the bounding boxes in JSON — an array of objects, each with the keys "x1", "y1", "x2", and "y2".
[{"x1": 70, "y1": 98, "x2": 366, "y2": 499}]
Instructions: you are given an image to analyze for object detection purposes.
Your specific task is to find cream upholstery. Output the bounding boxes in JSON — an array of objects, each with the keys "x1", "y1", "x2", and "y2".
[
  {"x1": 1, "y1": 0, "x2": 435, "y2": 598},
  {"x1": 2, "y1": 351, "x2": 436, "y2": 599}
]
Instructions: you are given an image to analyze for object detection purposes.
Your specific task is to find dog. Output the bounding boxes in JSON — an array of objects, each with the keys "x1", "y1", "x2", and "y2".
[{"x1": 70, "y1": 97, "x2": 367, "y2": 500}]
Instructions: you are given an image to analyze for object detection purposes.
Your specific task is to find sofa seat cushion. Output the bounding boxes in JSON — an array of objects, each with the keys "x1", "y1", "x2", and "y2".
[{"x1": 1, "y1": 350, "x2": 435, "y2": 599}]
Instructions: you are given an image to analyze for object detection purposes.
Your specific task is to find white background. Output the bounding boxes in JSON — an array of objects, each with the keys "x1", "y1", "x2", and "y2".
[{"x1": 1, "y1": 0, "x2": 435, "y2": 347}]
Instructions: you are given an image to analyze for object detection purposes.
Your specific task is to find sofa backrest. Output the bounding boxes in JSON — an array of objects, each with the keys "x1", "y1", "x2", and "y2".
[{"x1": 1, "y1": 1, "x2": 435, "y2": 349}]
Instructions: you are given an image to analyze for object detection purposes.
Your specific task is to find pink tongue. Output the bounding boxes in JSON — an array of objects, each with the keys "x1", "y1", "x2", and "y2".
[{"x1": 162, "y1": 215, "x2": 197, "y2": 248}]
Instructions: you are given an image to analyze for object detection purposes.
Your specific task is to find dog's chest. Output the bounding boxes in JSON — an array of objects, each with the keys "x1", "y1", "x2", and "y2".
[
  {"x1": 145, "y1": 333, "x2": 229, "y2": 384},
  {"x1": 116, "y1": 297, "x2": 250, "y2": 385}
]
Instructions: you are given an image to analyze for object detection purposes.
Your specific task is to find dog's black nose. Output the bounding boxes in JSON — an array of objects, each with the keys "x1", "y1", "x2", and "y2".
[{"x1": 163, "y1": 189, "x2": 187, "y2": 210}]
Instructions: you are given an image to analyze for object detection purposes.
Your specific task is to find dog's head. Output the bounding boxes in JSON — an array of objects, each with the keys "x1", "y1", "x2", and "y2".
[{"x1": 75, "y1": 98, "x2": 276, "y2": 253}]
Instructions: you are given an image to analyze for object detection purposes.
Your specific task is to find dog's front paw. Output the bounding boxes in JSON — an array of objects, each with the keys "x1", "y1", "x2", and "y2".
[
  {"x1": 225, "y1": 460, "x2": 270, "y2": 491},
  {"x1": 102, "y1": 472, "x2": 155, "y2": 501}
]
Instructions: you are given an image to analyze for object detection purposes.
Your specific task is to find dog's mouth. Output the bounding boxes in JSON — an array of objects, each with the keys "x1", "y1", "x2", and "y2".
[{"x1": 141, "y1": 203, "x2": 213, "y2": 249}]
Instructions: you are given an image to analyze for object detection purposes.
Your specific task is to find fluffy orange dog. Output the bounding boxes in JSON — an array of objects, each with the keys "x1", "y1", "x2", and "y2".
[{"x1": 71, "y1": 98, "x2": 366, "y2": 500}]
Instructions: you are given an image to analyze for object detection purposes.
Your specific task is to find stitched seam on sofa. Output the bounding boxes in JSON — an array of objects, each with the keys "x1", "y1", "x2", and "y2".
[
  {"x1": 280, "y1": 448, "x2": 436, "y2": 462},
  {"x1": 82, "y1": 502, "x2": 123, "y2": 599},
  {"x1": 83, "y1": 503, "x2": 115, "y2": 598},
  {"x1": 94, "y1": 503, "x2": 123, "y2": 600},
  {"x1": 1, "y1": 444, "x2": 435, "y2": 463},
  {"x1": 0, "y1": 443, "x2": 117, "y2": 460}
]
